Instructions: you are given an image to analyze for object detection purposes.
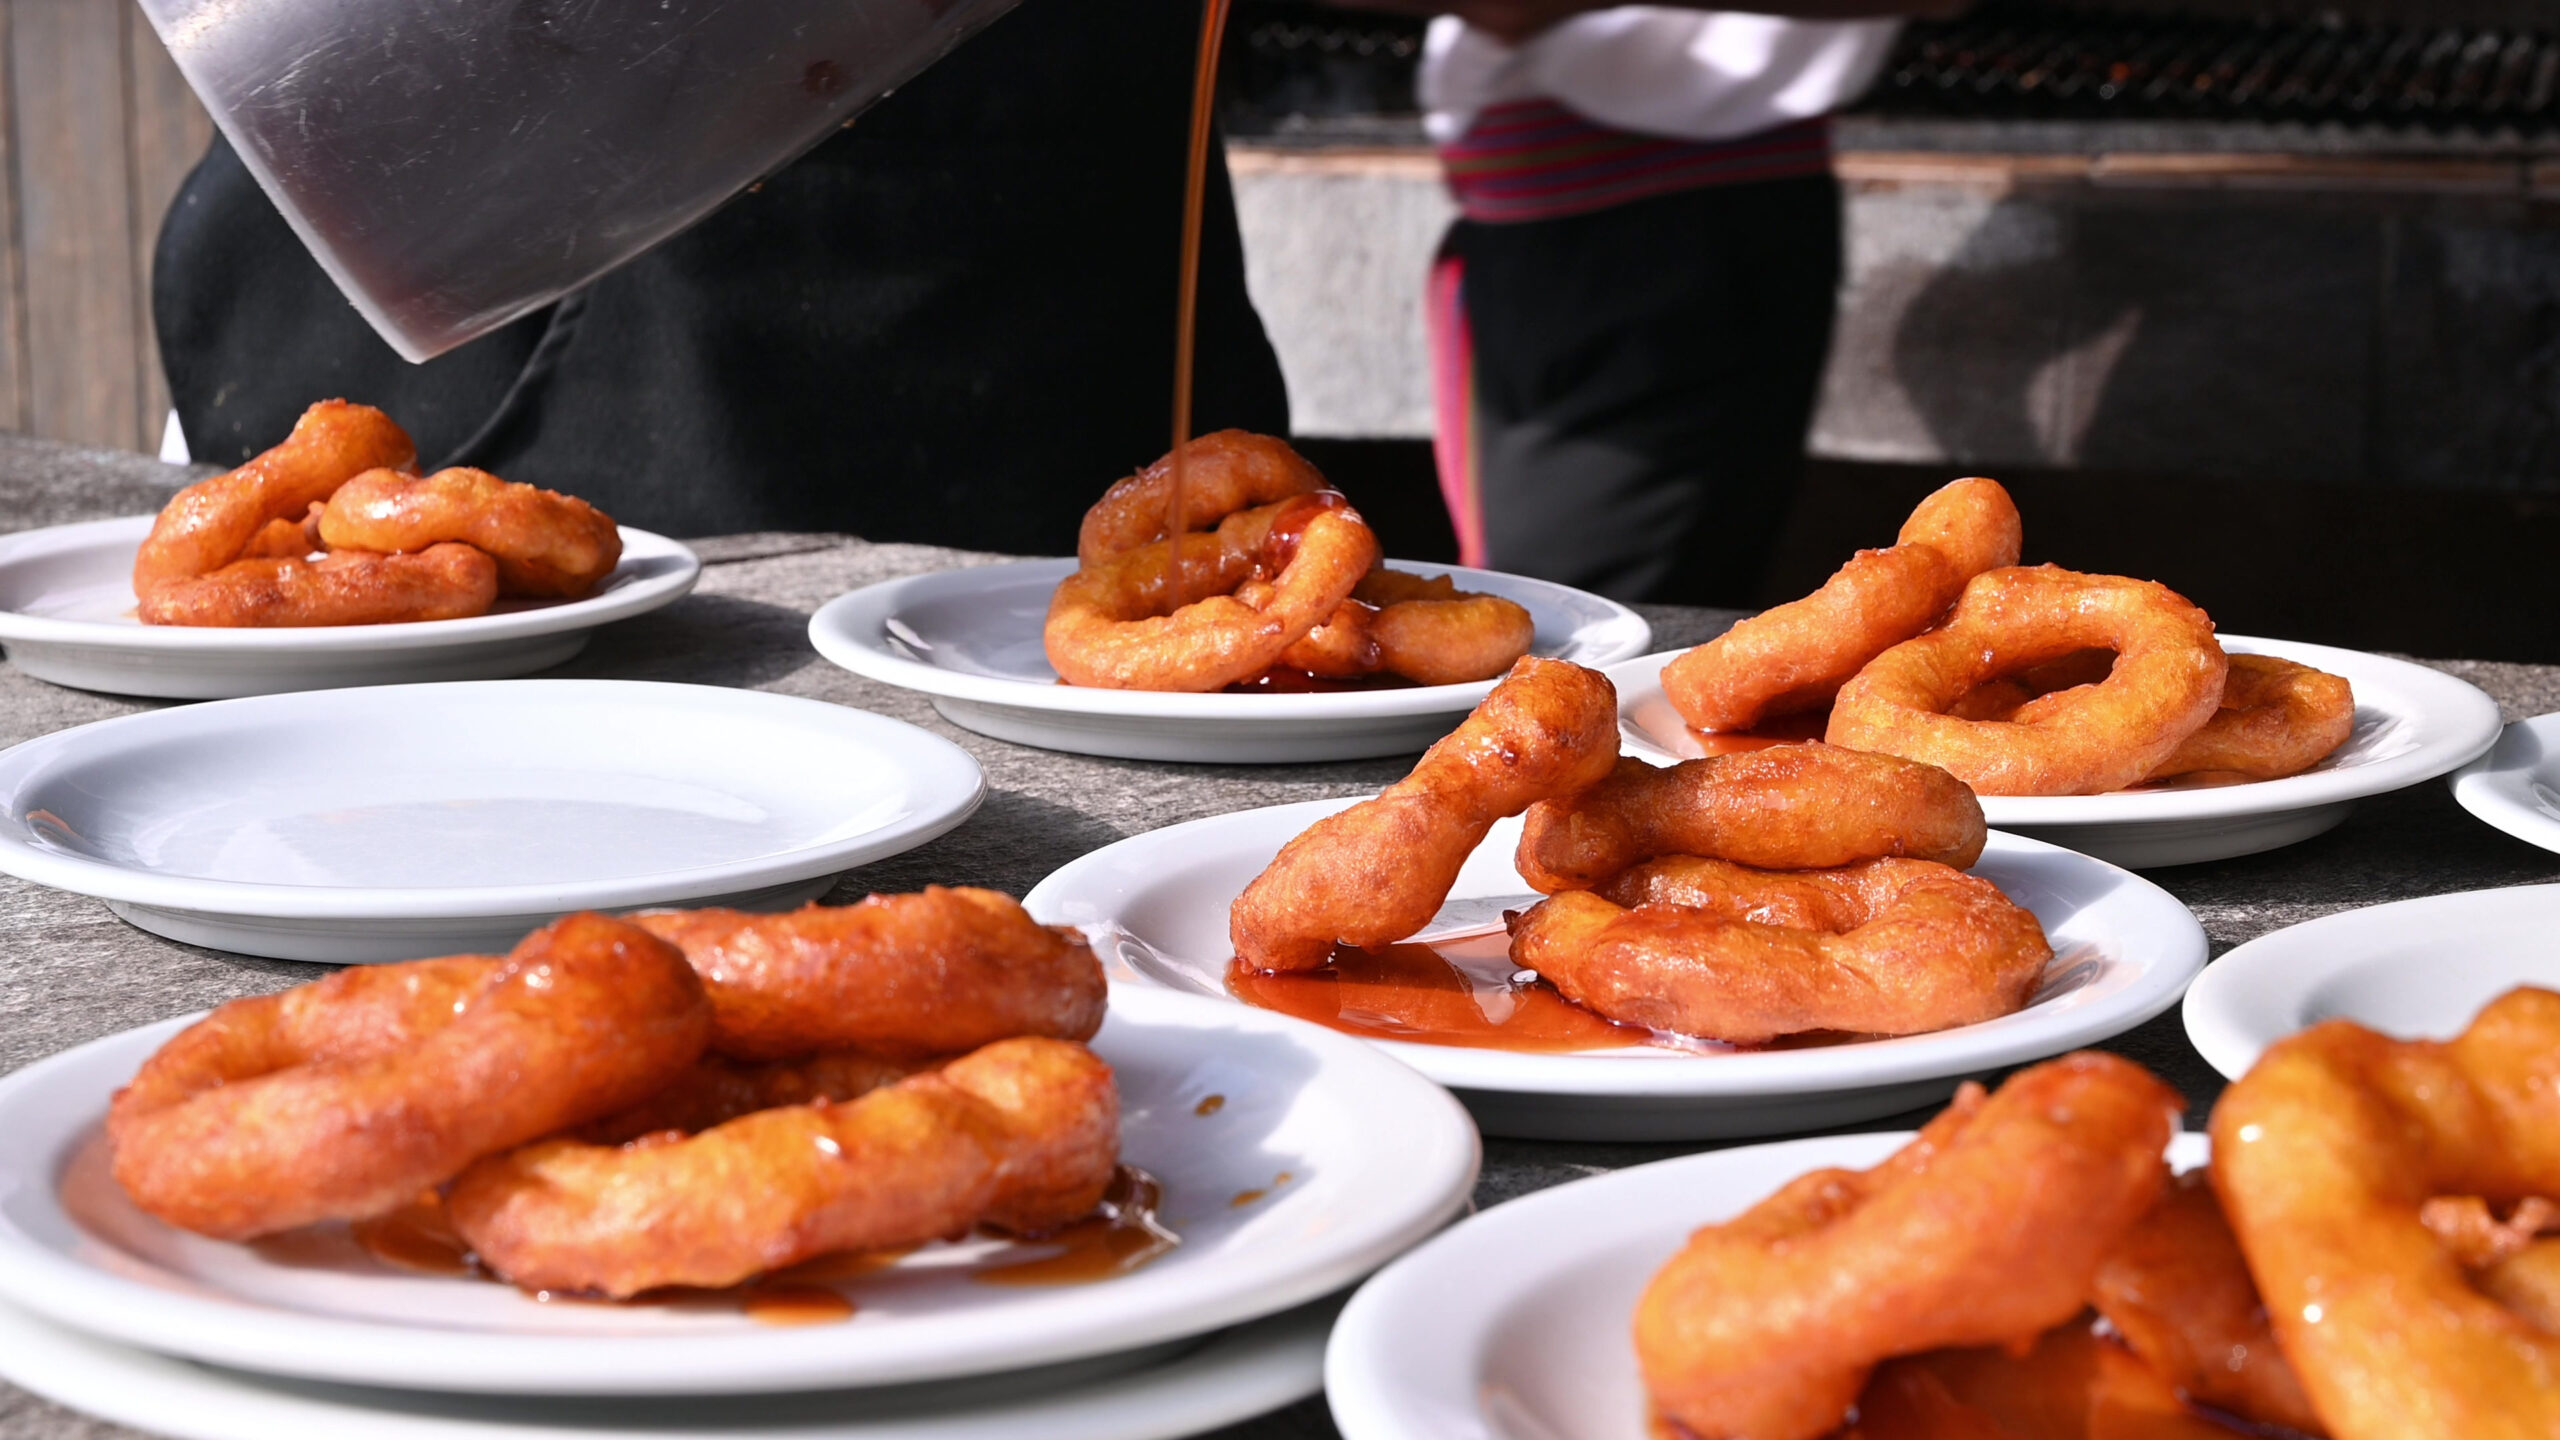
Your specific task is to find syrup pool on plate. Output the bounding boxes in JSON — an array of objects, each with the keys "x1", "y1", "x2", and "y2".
[{"x1": 1226, "y1": 929, "x2": 1664, "y2": 1054}]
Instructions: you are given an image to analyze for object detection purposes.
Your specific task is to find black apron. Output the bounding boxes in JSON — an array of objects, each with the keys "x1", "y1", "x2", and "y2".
[{"x1": 153, "y1": 0, "x2": 1289, "y2": 555}]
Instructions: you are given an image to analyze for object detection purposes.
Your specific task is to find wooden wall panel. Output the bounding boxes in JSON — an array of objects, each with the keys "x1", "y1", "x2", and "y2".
[
  {"x1": 12, "y1": 0, "x2": 140, "y2": 449},
  {"x1": 0, "y1": 0, "x2": 213, "y2": 455}
]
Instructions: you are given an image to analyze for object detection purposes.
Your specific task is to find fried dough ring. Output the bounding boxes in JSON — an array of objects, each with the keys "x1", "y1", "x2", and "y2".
[
  {"x1": 1075, "y1": 430, "x2": 1328, "y2": 564},
  {"x1": 1279, "y1": 569, "x2": 1536, "y2": 687},
  {"x1": 319, "y1": 466, "x2": 623, "y2": 599},
  {"x1": 1229, "y1": 656, "x2": 1620, "y2": 972},
  {"x1": 237, "y1": 503, "x2": 328, "y2": 561},
  {"x1": 1827, "y1": 566, "x2": 2228, "y2": 796},
  {"x1": 1661, "y1": 477, "x2": 2021, "y2": 733},
  {"x1": 2209, "y1": 986, "x2": 2560, "y2": 1440},
  {"x1": 1513, "y1": 857, "x2": 2050, "y2": 1043},
  {"x1": 2088, "y1": 1168, "x2": 2326, "y2": 1433},
  {"x1": 132, "y1": 544, "x2": 500, "y2": 627},
  {"x1": 576, "y1": 1049, "x2": 924, "y2": 1145},
  {"x1": 2147, "y1": 653, "x2": 2353, "y2": 782},
  {"x1": 1855, "y1": 1320, "x2": 2245, "y2": 1439},
  {"x1": 132, "y1": 399, "x2": 416, "y2": 593},
  {"x1": 1044, "y1": 494, "x2": 1380, "y2": 691},
  {"x1": 1636, "y1": 1053, "x2": 2180, "y2": 1440},
  {"x1": 447, "y1": 1036, "x2": 1119, "y2": 1298},
  {"x1": 1514, "y1": 746, "x2": 1986, "y2": 895},
  {"x1": 634, "y1": 888, "x2": 1107, "y2": 1062},
  {"x1": 107, "y1": 914, "x2": 711, "y2": 1240}
]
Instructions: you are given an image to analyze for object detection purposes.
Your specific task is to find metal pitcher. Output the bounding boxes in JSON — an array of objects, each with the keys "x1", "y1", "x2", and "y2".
[{"x1": 138, "y1": 0, "x2": 1024, "y2": 361}]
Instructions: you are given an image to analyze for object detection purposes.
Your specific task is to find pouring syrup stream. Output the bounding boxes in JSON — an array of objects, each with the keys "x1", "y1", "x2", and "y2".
[{"x1": 1166, "y1": 0, "x2": 1235, "y2": 608}]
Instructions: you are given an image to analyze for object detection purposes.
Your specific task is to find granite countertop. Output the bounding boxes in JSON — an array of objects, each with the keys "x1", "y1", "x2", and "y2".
[{"x1": 2, "y1": 437, "x2": 2556, "y2": 1439}]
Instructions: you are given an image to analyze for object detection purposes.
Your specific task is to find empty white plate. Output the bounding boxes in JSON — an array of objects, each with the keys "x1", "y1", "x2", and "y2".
[
  {"x1": 0, "y1": 515, "x2": 701, "y2": 698},
  {"x1": 2449, "y1": 711, "x2": 2560, "y2": 856},
  {"x1": 2183, "y1": 882, "x2": 2560, "y2": 1079},
  {"x1": 0, "y1": 986, "x2": 1476, "y2": 1395},
  {"x1": 1024, "y1": 800, "x2": 2207, "y2": 1141},
  {"x1": 0, "y1": 680, "x2": 985, "y2": 960},
  {"x1": 0, "y1": 1292, "x2": 1329, "y2": 1440},
  {"x1": 1325, "y1": 1129, "x2": 2206, "y2": 1440},
  {"x1": 1608, "y1": 637, "x2": 2502, "y2": 869},
  {"x1": 805, "y1": 558, "x2": 1651, "y2": 763}
]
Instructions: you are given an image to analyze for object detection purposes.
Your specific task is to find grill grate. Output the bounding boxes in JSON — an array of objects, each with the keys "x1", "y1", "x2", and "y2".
[{"x1": 1876, "y1": 3, "x2": 2560, "y2": 130}]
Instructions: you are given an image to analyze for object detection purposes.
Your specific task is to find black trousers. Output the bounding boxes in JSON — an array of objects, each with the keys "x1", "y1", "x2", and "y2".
[
  {"x1": 1446, "y1": 174, "x2": 1842, "y2": 607},
  {"x1": 152, "y1": 0, "x2": 1289, "y2": 556}
]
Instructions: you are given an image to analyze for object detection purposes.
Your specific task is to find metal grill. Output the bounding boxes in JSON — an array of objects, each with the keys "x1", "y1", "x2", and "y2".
[
  {"x1": 1876, "y1": 4, "x2": 2560, "y2": 130},
  {"x1": 1221, "y1": 2, "x2": 1425, "y2": 133}
]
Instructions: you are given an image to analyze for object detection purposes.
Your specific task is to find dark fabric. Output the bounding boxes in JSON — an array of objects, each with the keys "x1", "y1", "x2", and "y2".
[
  {"x1": 1453, "y1": 173, "x2": 1842, "y2": 606},
  {"x1": 152, "y1": 0, "x2": 1289, "y2": 554}
]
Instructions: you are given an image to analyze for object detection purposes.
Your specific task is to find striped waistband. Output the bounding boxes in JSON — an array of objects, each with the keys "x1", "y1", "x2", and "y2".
[{"x1": 1438, "y1": 101, "x2": 1831, "y2": 224}]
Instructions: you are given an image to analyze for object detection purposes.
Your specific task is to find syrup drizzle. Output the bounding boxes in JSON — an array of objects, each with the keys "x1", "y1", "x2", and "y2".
[
  {"x1": 326, "y1": 1171, "x2": 1175, "y2": 1325},
  {"x1": 973, "y1": 1166, "x2": 1180, "y2": 1286},
  {"x1": 1164, "y1": 0, "x2": 1237, "y2": 610}
]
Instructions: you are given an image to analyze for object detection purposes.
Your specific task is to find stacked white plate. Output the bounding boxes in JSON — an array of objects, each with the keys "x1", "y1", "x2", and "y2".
[
  {"x1": 806, "y1": 558, "x2": 1651, "y2": 762},
  {"x1": 1608, "y1": 637, "x2": 2502, "y2": 869},
  {"x1": 0, "y1": 986, "x2": 1481, "y2": 1439},
  {"x1": 2184, "y1": 881, "x2": 2560, "y2": 1079},
  {"x1": 0, "y1": 515, "x2": 701, "y2": 698},
  {"x1": 1326, "y1": 1128, "x2": 2211, "y2": 1439},
  {"x1": 1028, "y1": 800, "x2": 2208, "y2": 1141},
  {"x1": 0, "y1": 680, "x2": 990, "y2": 960}
]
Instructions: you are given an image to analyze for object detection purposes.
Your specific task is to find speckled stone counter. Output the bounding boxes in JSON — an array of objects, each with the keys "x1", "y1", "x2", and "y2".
[{"x1": 2, "y1": 440, "x2": 2555, "y2": 1440}]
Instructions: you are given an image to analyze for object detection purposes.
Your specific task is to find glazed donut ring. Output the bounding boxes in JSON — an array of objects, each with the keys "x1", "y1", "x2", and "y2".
[
  {"x1": 1636, "y1": 1053, "x2": 2179, "y2": 1440},
  {"x1": 2210, "y1": 986, "x2": 2560, "y2": 1440},
  {"x1": 2087, "y1": 1169, "x2": 2326, "y2": 1434},
  {"x1": 1044, "y1": 493, "x2": 1379, "y2": 691},
  {"x1": 1661, "y1": 477, "x2": 2020, "y2": 733},
  {"x1": 1075, "y1": 430, "x2": 1328, "y2": 565},
  {"x1": 1230, "y1": 656, "x2": 1620, "y2": 971},
  {"x1": 1512, "y1": 856, "x2": 2050, "y2": 1044},
  {"x1": 632, "y1": 887, "x2": 1108, "y2": 1061},
  {"x1": 133, "y1": 544, "x2": 500, "y2": 627},
  {"x1": 448, "y1": 1036, "x2": 1119, "y2": 1298},
  {"x1": 1514, "y1": 746, "x2": 1986, "y2": 895},
  {"x1": 320, "y1": 467, "x2": 623, "y2": 599},
  {"x1": 1278, "y1": 569, "x2": 1536, "y2": 687},
  {"x1": 2146, "y1": 653, "x2": 2353, "y2": 782},
  {"x1": 107, "y1": 914, "x2": 711, "y2": 1239},
  {"x1": 132, "y1": 399, "x2": 416, "y2": 593},
  {"x1": 1827, "y1": 565, "x2": 2228, "y2": 796}
]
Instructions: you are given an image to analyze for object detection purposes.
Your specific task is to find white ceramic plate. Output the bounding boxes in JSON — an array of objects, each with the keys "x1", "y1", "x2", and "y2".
[
  {"x1": 1325, "y1": 1129, "x2": 2207, "y2": 1440},
  {"x1": 0, "y1": 680, "x2": 985, "y2": 961},
  {"x1": 0, "y1": 515, "x2": 701, "y2": 698},
  {"x1": 0, "y1": 1293, "x2": 1329, "y2": 1440},
  {"x1": 2449, "y1": 712, "x2": 2560, "y2": 856},
  {"x1": 1609, "y1": 637, "x2": 2502, "y2": 869},
  {"x1": 805, "y1": 558, "x2": 1651, "y2": 763},
  {"x1": 1023, "y1": 801, "x2": 2207, "y2": 1142},
  {"x1": 2183, "y1": 882, "x2": 2560, "y2": 1079},
  {"x1": 0, "y1": 986, "x2": 1476, "y2": 1395}
]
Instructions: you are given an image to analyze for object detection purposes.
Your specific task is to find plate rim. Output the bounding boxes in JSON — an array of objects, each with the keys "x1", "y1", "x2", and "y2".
[
  {"x1": 0, "y1": 679, "x2": 986, "y2": 917},
  {"x1": 0, "y1": 986, "x2": 1479, "y2": 1395},
  {"x1": 1023, "y1": 797, "x2": 2209, "y2": 1099},
  {"x1": 1323, "y1": 1128, "x2": 2209, "y2": 1440},
  {"x1": 2449, "y1": 711, "x2": 2560, "y2": 855},
  {"x1": 1607, "y1": 635, "x2": 2503, "y2": 823},
  {"x1": 2181, "y1": 880, "x2": 2560, "y2": 1079},
  {"x1": 0, "y1": 1289, "x2": 1330, "y2": 1440},
  {"x1": 805, "y1": 556, "x2": 1653, "y2": 720},
  {"x1": 0, "y1": 515, "x2": 702, "y2": 653}
]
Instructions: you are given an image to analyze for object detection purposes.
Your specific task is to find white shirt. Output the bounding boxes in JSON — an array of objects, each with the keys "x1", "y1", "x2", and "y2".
[{"x1": 1420, "y1": 10, "x2": 1902, "y2": 144}]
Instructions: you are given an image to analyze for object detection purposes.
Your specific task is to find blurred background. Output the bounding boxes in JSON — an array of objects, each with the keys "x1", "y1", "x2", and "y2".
[{"x1": 2, "y1": 0, "x2": 2555, "y2": 657}]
